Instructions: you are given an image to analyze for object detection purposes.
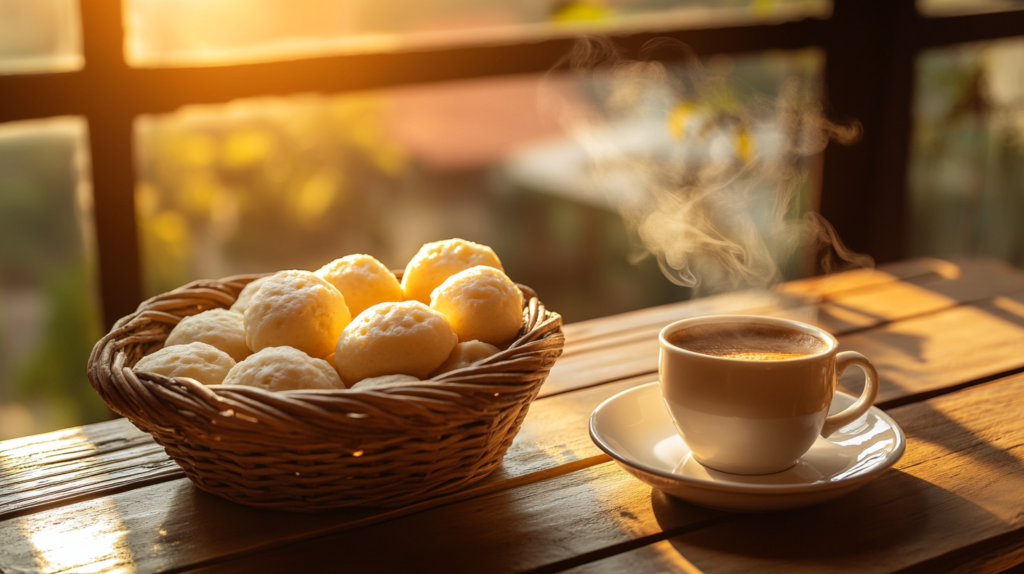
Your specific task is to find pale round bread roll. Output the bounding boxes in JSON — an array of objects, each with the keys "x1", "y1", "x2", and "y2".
[
  {"x1": 334, "y1": 301, "x2": 457, "y2": 383},
  {"x1": 315, "y1": 254, "x2": 403, "y2": 317},
  {"x1": 435, "y1": 340, "x2": 501, "y2": 375},
  {"x1": 230, "y1": 276, "x2": 271, "y2": 313},
  {"x1": 401, "y1": 238, "x2": 504, "y2": 304},
  {"x1": 134, "y1": 342, "x2": 235, "y2": 386},
  {"x1": 351, "y1": 374, "x2": 420, "y2": 389},
  {"x1": 430, "y1": 266, "x2": 523, "y2": 347},
  {"x1": 165, "y1": 309, "x2": 251, "y2": 362},
  {"x1": 244, "y1": 270, "x2": 351, "y2": 359},
  {"x1": 223, "y1": 346, "x2": 344, "y2": 392}
]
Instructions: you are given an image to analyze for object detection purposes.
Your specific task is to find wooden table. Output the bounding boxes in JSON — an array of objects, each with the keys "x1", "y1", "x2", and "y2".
[{"x1": 3, "y1": 257, "x2": 1024, "y2": 573}]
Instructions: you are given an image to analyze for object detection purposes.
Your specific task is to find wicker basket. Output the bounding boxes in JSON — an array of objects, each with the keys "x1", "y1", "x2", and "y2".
[{"x1": 87, "y1": 273, "x2": 563, "y2": 512}]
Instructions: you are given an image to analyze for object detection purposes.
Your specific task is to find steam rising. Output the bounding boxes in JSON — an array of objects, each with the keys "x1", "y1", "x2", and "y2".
[{"x1": 543, "y1": 38, "x2": 872, "y2": 294}]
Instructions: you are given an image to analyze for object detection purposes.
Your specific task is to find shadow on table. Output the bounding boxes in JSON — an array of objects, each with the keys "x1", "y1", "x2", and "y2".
[
  {"x1": 650, "y1": 469, "x2": 1001, "y2": 571},
  {"x1": 833, "y1": 287, "x2": 1024, "y2": 480},
  {"x1": 150, "y1": 483, "x2": 386, "y2": 569},
  {"x1": 155, "y1": 479, "x2": 537, "y2": 573}
]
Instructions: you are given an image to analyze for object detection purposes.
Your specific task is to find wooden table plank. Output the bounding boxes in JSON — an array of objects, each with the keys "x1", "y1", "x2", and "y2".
[
  {"x1": 560, "y1": 257, "x2": 957, "y2": 348},
  {"x1": 6, "y1": 258, "x2": 953, "y2": 519},
  {"x1": 0, "y1": 419, "x2": 176, "y2": 519},
  {"x1": 0, "y1": 375, "x2": 659, "y2": 574},
  {"x1": 164, "y1": 371, "x2": 1024, "y2": 574},
  {"x1": 561, "y1": 288, "x2": 790, "y2": 347},
  {"x1": 4, "y1": 258, "x2": 1015, "y2": 521},
  {"x1": 773, "y1": 257, "x2": 962, "y2": 298},
  {"x1": 547, "y1": 288, "x2": 1024, "y2": 405},
  {"x1": 568, "y1": 373, "x2": 1024, "y2": 574},
  {"x1": 5, "y1": 271, "x2": 1023, "y2": 570},
  {"x1": 813, "y1": 259, "x2": 1024, "y2": 333},
  {"x1": 543, "y1": 260, "x2": 1024, "y2": 398},
  {"x1": 11, "y1": 323, "x2": 1020, "y2": 574},
  {"x1": 561, "y1": 258, "x2": 1019, "y2": 354},
  {"x1": 194, "y1": 463, "x2": 726, "y2": 574},
  {"x1": 3, "y1": 258, "x2": 1024, "y2": 573},
  {"x1": 840, "y1": 292, "x2": 1024, "y2": 405}
]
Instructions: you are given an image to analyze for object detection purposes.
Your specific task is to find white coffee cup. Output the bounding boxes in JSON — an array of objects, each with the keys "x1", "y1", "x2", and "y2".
[{"x1": 658, "y1": 315, "x2": 879, "y2": 475}]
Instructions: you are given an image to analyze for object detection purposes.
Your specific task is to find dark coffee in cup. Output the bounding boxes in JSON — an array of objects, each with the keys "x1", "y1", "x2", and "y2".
[{"x1": 665, "y1": 323, "x2": 828, "y2": 361}]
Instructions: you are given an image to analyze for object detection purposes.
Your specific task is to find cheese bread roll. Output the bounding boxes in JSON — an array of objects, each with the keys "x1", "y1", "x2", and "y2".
[
  {"x1": 230, "y1": 276, "x2": 271, "y2": 314},
  {"x1": 334, "y1": 301, "x2": 457, "y2": 383},
  {"x1": 165, "y1": 308, "x2": 251, "y2": 362},
  {"x1": 316, "y1": 254, "x2": 403, "y2": 317},
  {"x1": 134, "y1": 342, "x2": 235, "y2": 386},
  {"x1": 244, "y1": 270, "x2": 351, "y2": 358},
  {"x1": 223, "y1": 346, "x2": 344, "y2": 392},
  {"x1": 401, "y1": 238, "x2": 503, "y2": 304},
  {"x1": 434, "y1": 340, "x2": 501, "y2": 375},
  {"x1": 430, "y1": 266, "x2": 523, "y2": 347}
]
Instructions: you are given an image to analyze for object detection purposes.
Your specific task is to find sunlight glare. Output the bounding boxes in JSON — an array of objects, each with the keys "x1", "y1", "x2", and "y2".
[
  {"x1": 0, "y1": 426, "x2": 97, "y2": 465},
  {"x1": 24, "y1": 498, "x2": 134, "y2": 573}
]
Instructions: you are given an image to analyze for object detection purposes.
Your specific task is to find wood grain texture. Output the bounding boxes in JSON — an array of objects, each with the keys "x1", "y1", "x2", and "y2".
[
  {"x1": 3, "y1": 258, "x2": 1016, "y2": 519},
  {"x1": 183, "y1": 373, "x2": 1024, "y2": 574},
  {"x1": 3, "y1": 258, "x2": 1024, "y2": 574},
  {"x1": 2, "y1": 260, "x2": 936, "y2": 518},
  {"x1": 902, "y1": 528, "x2": 1024, "y2": 574},
  {"x1": 838, "y1": 291, "x2": 1024, "y2": 404},
  {"x1": 547, "y1": 290, "x2": 1024, "y2": 405},
  {"x1": 0, "y1": 374, "x2": 661, "y2": 574},
  {"x1": 185, "y1": 462, "x2": 726, "y2": 574},
  {"x1": 566, "y1": 373, "x2": 1024, "y2": 574},
  {"x1": 544, "y1": 259, "x2": 1024, "y2": 399},
  {"x1": 774, "y1": 257, "x2": 960, "y2": 298},
  {"x1": 560, "y1": 289, "x2": 792, "y2": 351},
  {"x1": 813, "y1": 259, "x2": 1024, "y2": 334},
  {"x1": 557, "y1": 257, "x2": 962, "y2": 359},
  {"x1": 0, "y1": 418, "x2": 176, "y2": 519},
  {"x1": 558, "y1": 257, "x2": 958, "y2": 350}
]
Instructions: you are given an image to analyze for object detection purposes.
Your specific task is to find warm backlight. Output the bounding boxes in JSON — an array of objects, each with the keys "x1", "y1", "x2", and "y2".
[{"x1": 123, "y1": 0, "x2": 829, "y2": 67}]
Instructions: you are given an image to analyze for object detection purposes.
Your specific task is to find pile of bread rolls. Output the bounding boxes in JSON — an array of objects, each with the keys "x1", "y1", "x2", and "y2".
[{"x1": 134, "y1": 238, "x2": 524, "y2": 392}]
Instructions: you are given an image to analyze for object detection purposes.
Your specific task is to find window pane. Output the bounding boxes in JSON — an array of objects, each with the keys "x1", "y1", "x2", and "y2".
[
  {"x1": 0, "y1": 0, "x2": 82, "y2": 74},
  {"x1": 0, "y1": 118, "x2": 105, "y2": 440},
  {"x1": 125, "y1": 0, "x2": 829, "y2": 67},
  {"x1": 918, "y1": 0, "x2": 1024, "y2": 17},
  {"x1": 909, "y1": 38, "x2": 1024, "y2": 265},
  {"x1": 136, "y1": 48, "x2": 823, "y2": 322}
]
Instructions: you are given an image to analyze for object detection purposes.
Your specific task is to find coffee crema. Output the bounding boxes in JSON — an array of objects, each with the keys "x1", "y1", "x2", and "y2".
[{"x1": 665, "y1": 323, "x2": 828, "y2": 361}]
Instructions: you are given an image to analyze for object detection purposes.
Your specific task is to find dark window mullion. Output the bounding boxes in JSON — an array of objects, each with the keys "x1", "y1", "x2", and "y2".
[
  {"x1": 913, "y1": 9, "x2": 1024, "y2": 48},
  {"x1": 818, "y1": 0, "x2": 919, "y2": 263},
  {"x1": 79, "y1": 0, "x2": 143, "y2": 328}
]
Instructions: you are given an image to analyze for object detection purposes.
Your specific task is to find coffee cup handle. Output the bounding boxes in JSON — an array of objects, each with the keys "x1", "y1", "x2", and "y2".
[{"x1": 820, "y1": 351, "x2": 879, "y2": 438}]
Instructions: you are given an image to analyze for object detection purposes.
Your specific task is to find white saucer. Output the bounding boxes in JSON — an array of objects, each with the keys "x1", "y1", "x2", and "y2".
[{"x1": 589, "y1": 382, "x2": 905, "y2": 512}]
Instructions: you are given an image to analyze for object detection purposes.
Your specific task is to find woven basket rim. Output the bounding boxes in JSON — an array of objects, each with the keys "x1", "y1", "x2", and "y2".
[
  {"x1": 85, "y1": 271, "x2": 564, "y2": 510},
  {"x1": 88, "y1": 272, "x2": 563, "y2": 433}
]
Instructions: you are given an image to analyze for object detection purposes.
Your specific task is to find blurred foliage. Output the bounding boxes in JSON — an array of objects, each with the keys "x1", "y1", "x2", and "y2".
[
  {"x1": 0, "y1": 121, "x2": 107, "y2": 437},
  {"x1": 137, "y1": 50, "x2": 821, "y2": 323},
  {"x1": 551, "y1": 1, "x2": 616, "y2": 23},
  {"x1": 0, "y1": 131, "x2": 83, "y2": 285},
  {"x1": 13, "y1": 261, "x2": 106, "y2": 427},
  {"x1": 136, "y1": 95, "x2": 410, "y2": 295},
  {"x1": 910, "y1": 39, "x2": 1024, "y2": 266},
  {"x1": 0, "y1": 48, "x2": 825, "y2": 439}
]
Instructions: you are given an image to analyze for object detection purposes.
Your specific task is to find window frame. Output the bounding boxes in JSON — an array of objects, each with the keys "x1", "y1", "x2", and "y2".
[{"x1": 1, "y1": 0, "x2": 1021, "y2": 329}]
